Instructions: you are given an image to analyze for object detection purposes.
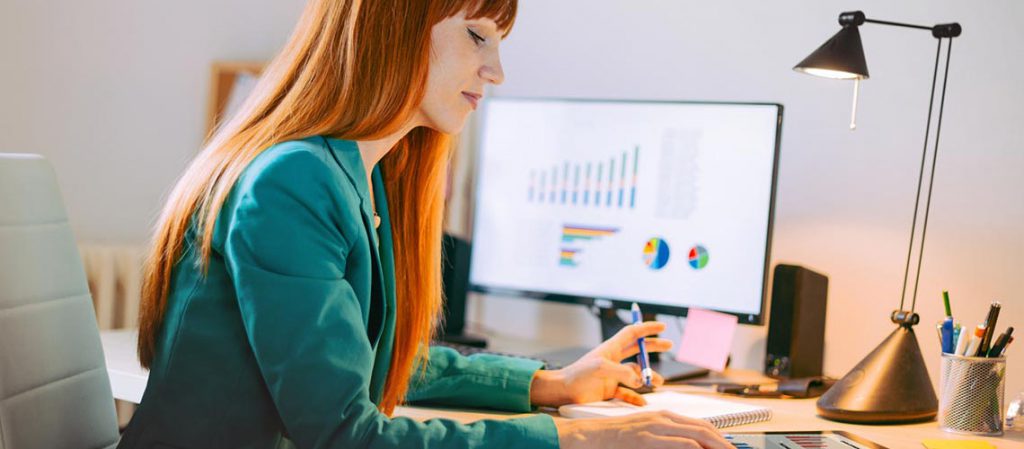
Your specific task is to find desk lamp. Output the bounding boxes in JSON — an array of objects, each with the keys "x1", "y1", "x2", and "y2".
[{"x1": 793, "y1": 11, "x2": 961, "y2": 423}]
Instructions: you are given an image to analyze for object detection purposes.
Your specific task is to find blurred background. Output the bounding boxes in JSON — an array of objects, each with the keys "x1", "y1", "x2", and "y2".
[{"x1": 2, "y1": 0, "x2": 1021, "y2": 399}]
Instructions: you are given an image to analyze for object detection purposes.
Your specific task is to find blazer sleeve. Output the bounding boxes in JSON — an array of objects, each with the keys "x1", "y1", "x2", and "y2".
[
  {"x1": 406, "y1": 347, "x2": 544, "y2": 413},
  {"x1": 218, "y1": 145, "x2": 559, "y2": 449}
]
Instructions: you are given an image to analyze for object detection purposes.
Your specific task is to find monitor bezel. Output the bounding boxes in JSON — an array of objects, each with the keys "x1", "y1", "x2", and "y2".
[{"x1": 467, "y1": 97, "x2": 783, "y2": 325}]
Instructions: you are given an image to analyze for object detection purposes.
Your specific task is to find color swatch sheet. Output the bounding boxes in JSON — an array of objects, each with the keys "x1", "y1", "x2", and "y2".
[
  {"x1": 470, "y1": 100, "x2": 779, "y2": 317},
  {"x1": 726, "y1": 433, "x2": 883, "y2": 449}
]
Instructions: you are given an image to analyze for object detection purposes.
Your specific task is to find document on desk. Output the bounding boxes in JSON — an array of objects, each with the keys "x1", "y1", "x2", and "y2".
[{"x1": 558, "y1": 391, "x2": 771, "y2": 428}]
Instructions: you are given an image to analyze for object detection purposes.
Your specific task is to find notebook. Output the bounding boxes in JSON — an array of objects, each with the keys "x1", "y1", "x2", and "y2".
[{"x1": 558, "y1": 391, "x2": 772, "y2": 428}]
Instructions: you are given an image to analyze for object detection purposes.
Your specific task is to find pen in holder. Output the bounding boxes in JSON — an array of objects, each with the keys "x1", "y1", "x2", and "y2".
[{"x1": 939, "y1": 353, "x2": 1007, "y2": 436}]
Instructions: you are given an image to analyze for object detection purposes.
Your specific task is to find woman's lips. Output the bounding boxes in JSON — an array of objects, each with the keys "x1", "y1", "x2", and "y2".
[{"x1": 462, "y1": 92, "x2": 481, "y2": 109}]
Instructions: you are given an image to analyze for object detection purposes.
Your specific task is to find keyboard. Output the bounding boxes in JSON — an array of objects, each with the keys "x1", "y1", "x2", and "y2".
[{"x1": 433, "y1": 340, "x2": 563, "y2": 369}]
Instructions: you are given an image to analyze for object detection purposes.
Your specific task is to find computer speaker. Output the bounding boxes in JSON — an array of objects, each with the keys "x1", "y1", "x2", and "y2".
[{"x1": 765, "y1": 264, "x2": 828, "y2": 378}]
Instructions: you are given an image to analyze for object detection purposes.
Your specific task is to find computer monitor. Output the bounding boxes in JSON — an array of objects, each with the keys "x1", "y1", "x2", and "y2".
[{"x1": 468, "y1": 98, "x2": 782, "y2": 326}]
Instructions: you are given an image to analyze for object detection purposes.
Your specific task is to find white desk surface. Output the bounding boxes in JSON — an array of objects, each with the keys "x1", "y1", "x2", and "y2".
[{"x1": 100, "y1": 329, "x2": 1023, "y2": 448}]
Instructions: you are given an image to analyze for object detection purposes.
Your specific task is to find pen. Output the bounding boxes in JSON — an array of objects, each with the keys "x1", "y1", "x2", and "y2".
[
  {"x1": 940, "y1": 291, "x2": 955, "y2": 354},
  {"x1": 941, "y1": 318, "x2": 955, "y2": 354},
  {"x1": 631, "y1": 302, "x2": 653, "y2": 387},
  {"x1": 988, "y1": 327, "x2": 1014, "y2": 358},
  {"x1": 1001, "y1": 336, "x2": 1014, "y2": 357},
  {"x1": 976, "y1": 301, "x2": 1001, "y2": 357}
]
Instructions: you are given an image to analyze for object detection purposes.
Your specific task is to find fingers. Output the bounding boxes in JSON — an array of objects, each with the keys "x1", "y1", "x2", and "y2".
[
  {"x1": 620, "y1": 337, "x2": 674, "y2": 358},
  {"x1": 612, "y1": 386, "x2": 647, "y2": 406},
  {"x1": 646, "y1": 433, "x2": 730, "y2": 449},
  {"x1": 642, "y1": 415, "x2": 731, "y2": 449},
  {"x1": 626, "y1": 362, "x2": 665, "y2": 387},
  {"x1": 654, "y1": 410, "x2": 720, "y2": 434},
  {"x1": 597, "y1": 359, "x2": 643, "y2": 388},
  {"x1": 613, "y1": 321, "x2": 667, "y2": 346}
]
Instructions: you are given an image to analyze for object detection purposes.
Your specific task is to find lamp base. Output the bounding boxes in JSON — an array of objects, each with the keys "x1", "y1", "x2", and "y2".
[{"x1": 816, "y1": 320, "x2": 937, "y2": 424}]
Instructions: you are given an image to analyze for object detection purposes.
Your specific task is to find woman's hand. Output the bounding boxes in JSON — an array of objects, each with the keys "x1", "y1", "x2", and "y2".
[
  {"x1": 556, "y1": 411, "x2": 733, "y2": 449},
  {"x1": 530, "y1": 321, "x2": 673, "y2": 407}
]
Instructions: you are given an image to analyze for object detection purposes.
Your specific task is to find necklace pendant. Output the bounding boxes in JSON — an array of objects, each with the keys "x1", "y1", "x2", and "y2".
[{"x1": 373, "y1": 213, "x2": 381, "y2": 229}]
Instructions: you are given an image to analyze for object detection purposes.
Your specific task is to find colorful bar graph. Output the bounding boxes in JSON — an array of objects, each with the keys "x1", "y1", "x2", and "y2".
[
  {"x1": 618, "y1": 152, "x2": 626, "y2": 207},
  {"x1": 561, "y1": 162, "x2": 569, "y2": 204},
  {"x1": 572, "y1": 164, "x2": 580, "y2": 205},
  {"x1": 630, "y1": 146, "x2": 639, "y2": 208},
  {"x1": 584, "y1": 163, "x2": 592, "y2": 206},
  {"x1": 527, "y1": 147, "x2": 641, "y2": 210},
  {"x1": 549, "y1": 166, "x2": 557, "y2": 203},
  {"x1": 607, "y1": 158, "x2": 615, "y2": 206},
  {"x1": 559, "y1": 224, "x2": 619, "y2": 268},
  {"x1": 559, "y1": 248, "x2": 581, "y2": 267}
]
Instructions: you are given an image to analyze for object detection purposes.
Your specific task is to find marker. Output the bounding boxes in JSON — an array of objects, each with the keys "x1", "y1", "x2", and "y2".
[
  {"x1": 954, "y1": 326, "x2": 970, "y2": 356},
  {"x1": 964, "y1": 325, "x2": 985, "y2": 358},
  {"x1": 631, "y1": 302, "x2": 653, "y2": 387},
  {"x1": 988, "y1": 327, "x2": 1014, "y2": 358},
  {"x1": 976, "y1": 302, "x2": 1001, "y2": 357}
]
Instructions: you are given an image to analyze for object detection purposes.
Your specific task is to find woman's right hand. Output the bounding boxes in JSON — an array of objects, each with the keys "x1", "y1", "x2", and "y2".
[{"x1": 555, "y1": 411, "x2": 734, "y2": 449}]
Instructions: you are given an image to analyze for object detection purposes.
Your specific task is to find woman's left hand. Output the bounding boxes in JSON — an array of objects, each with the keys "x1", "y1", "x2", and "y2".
[{"x1": 530, "y1": 321, "x2": 673, "y2": 407}]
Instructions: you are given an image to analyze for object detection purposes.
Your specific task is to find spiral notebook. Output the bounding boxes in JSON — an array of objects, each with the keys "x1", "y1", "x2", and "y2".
[{"x1": 558, "y1": 391, "x2": 772, "y2": 428}]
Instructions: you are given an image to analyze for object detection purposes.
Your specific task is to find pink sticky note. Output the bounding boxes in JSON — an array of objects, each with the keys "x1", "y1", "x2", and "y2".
[{"x1": 675, "y1": 308, "x2": 739, "y2": 372}]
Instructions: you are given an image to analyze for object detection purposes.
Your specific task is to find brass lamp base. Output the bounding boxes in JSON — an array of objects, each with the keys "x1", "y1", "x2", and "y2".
[{"x1": 816, "y1": 316, "x2": 938, "y2": 424}]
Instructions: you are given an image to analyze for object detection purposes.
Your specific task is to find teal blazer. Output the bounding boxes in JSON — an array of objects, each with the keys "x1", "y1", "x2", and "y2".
[{"x1": 118, "y1": 137, "x2": 559, "y2": 449}]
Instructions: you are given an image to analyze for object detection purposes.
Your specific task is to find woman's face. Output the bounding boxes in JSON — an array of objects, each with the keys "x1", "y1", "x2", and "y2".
[{"x1": 417, "y1": 11, "x2": 505, "y2": 134}]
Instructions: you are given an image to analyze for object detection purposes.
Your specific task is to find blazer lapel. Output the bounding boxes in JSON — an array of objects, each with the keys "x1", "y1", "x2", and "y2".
[{"x1": 320, "y1": 136, "x2": 388, "y2": 348}]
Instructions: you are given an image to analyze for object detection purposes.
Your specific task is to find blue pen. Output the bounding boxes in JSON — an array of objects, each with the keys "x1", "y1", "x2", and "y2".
[
  {"x1": 940, "y1": 291, "x2": 955, "y2": 354},
  {"x1": 631, "y1": 302, "x2": 653, "y2": 387}
]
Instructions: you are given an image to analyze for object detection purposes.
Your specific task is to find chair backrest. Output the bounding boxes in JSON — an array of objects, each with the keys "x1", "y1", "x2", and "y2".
[{"x1": 0, "y1": 154, "x2": 119, "y2": 449}]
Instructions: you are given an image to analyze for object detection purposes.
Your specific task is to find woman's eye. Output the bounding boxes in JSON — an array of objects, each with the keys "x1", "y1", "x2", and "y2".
[{"x1": 467, "y1": 28, "x2": 485, "y2": 45}]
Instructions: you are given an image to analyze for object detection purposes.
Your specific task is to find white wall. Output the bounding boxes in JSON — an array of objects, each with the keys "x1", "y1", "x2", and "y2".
[
  {"x1": 0, "y1": 0, "x2": 305, "y2": 243},
  {"x1": 2, "y1": 0, "x2": 1021, "y2": 397},
  {"x1": 471, "y1": 0, "x2": 1024, "y2": 397}
]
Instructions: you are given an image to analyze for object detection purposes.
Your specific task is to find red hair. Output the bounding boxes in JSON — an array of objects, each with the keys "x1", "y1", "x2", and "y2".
[{"x1": 137, "y1": 0, "x2": 517, "y2": 415}]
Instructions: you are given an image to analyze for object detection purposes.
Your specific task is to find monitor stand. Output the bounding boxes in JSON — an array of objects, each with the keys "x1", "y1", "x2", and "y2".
[{"x1": 532, "y1": 305, "x2": 709, "y2": 382}]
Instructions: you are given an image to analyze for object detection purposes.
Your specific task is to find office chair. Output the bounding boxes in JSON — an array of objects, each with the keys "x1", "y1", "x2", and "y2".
[{"x1": 0, "y1": 154, "x2": 120, "y2": 448}]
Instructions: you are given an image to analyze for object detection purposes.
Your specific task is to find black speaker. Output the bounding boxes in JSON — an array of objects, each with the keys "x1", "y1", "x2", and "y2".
[
  {"x1": 765, "y1": 264, "x2": 828, "y2": 378},
  {"x1": 438, "y1": 233, "x2": 486, "y2": 346}
]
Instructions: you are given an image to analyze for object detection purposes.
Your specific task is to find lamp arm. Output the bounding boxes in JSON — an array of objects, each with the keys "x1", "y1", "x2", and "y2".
[{"x1": 838, "y1": 11, "x2": 962, "y2": 38}]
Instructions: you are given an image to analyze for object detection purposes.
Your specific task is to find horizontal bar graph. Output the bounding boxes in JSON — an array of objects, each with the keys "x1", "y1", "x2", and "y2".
[{"x1": 559, "y1": 224, "x2": 619, "y2": 267}]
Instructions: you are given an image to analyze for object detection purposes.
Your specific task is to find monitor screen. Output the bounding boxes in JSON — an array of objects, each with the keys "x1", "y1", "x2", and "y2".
[{"x1": 468, "y1": 98, "x2": 781, "y2": 324}]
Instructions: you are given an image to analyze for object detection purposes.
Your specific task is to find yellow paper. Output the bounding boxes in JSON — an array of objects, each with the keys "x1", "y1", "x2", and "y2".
[{"x1": 921, "y1": 439, "x2": 995, "y2": 449}]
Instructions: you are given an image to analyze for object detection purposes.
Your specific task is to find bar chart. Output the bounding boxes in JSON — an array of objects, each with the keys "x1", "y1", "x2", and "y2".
[{"x1": 528, "y1": 146, "x2": 640, "y2": 210}]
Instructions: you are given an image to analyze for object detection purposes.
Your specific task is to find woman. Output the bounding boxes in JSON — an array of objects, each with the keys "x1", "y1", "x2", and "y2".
[{"x1": 119, "y1": 1, "x2": 732, "y2": 448}]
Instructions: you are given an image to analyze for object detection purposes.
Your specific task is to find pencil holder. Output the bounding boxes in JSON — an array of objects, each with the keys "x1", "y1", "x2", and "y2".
[{"x1": 938, "y1": 353, "x2": 1006, "y2": 436}]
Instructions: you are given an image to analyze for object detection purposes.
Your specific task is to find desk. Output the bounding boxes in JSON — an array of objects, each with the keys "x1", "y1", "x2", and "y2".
[{"x1": 100, "y1": 330, "x2": 1022, "y2": 448}]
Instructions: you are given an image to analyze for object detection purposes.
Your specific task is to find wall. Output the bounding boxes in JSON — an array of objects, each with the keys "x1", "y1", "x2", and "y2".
[
  {"x1": 2, "y1": 0, "x2": 1021, "y2": 397},
  {"x1": 471, "y1": 0, "x2": 1024, "y2": 397}
]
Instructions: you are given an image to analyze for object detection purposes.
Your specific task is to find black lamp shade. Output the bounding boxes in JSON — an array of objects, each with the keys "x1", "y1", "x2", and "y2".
[{"x1": 794, "y1": 26, "x2": 870, "y2": 80}]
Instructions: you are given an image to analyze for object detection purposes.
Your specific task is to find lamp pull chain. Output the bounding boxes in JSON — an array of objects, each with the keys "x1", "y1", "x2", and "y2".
[{"x1": 850, "y1": 78, "x2": 860, "y2": 130}]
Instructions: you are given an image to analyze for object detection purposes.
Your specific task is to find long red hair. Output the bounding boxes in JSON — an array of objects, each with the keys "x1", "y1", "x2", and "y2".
[{"x1": 137, "y1": 0, "x2": 516, "y2": 415}]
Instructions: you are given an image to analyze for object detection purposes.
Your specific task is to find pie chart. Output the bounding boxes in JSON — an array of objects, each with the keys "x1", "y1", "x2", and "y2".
[
  {"x1": 688, "y1": 245, "x2": 709, "y2": 269},
  {"x1": 642, "y1": 238, "x2": 670, "y2": 270}
]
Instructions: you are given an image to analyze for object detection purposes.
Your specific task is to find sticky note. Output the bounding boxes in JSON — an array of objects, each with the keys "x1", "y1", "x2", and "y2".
[
  {"x1": 675, "y1": 308, "x2": 738, "y2": 371},
  {"x1": 921, "y1": 439, "x2": 995, "y2": 449}
]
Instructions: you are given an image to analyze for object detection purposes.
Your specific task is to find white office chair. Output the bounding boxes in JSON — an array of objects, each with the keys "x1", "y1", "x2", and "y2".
[{"x1": 0, "y1": 154, "x2": 119, "y2": 449}]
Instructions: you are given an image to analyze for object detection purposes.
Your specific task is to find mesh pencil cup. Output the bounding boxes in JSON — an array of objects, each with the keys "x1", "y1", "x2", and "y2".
[{"x1": 938, "y1": 353, "x2": 1007, "y2": 436}]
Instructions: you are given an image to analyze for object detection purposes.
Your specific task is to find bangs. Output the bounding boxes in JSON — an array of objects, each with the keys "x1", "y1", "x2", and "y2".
[{"x1": 442, "y1": 0, "x2": 518, "y2": 38}]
